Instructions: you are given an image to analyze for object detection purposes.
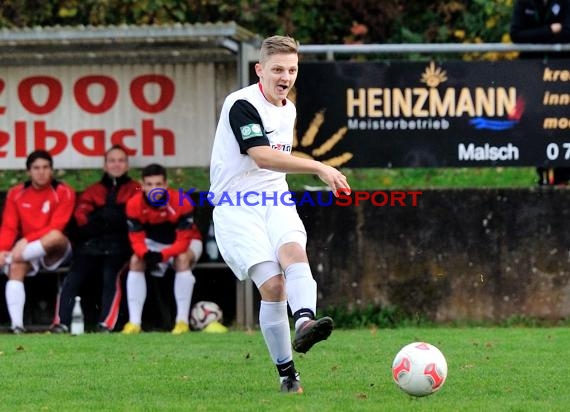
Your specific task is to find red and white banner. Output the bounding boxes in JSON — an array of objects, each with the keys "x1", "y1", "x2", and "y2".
[{"x1": 0, "y1": 64, "x2": 220, "y2": 169}]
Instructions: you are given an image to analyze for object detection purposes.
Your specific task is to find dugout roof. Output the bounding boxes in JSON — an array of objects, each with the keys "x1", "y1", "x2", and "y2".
[{"x1": 0, "y1": 22, "x2": 261, "y2": 66}]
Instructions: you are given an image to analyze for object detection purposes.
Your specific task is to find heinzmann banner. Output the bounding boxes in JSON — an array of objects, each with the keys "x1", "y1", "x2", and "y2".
[{"x1": 294, "y1": 60, "x2": 570, "y2": 168}]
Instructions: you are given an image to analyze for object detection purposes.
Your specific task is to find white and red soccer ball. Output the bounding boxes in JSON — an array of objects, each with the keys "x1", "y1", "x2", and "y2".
[
  {"x1": 392, "y1": 342, "x2": 448, "y2": 397},
  {"x1": 189, "y1": 301, "x2": 223, "y2": 330}
]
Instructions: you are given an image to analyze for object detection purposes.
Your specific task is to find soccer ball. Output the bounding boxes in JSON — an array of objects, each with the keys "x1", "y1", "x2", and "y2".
[
  {"x1": 392, "y1": 342, "x2": 448, "y2": 397},
  {"x1": 190, "y1": 301, "x2": 223, "y2": 330}
]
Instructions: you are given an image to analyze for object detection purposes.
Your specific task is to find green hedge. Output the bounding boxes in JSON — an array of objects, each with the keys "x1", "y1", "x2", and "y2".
[{"x1": 0, "y1": 0, "x2": 514, "y2": 49}]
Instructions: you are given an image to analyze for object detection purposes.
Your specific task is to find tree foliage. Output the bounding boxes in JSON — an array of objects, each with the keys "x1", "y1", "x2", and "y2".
[{"x1": 0, "y1": 0, "x2": 514, "y2": 48}]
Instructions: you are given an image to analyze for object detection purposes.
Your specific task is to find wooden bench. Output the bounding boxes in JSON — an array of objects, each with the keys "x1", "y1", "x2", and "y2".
[{"x1": 39, "y1": 261, "x2": 256, "y2": 329}]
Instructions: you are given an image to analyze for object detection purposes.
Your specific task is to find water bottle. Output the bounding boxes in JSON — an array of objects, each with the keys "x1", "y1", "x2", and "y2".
[
  {"x1": 71, "y1": 296, "x2": 84, "y2": 335},
  {"x1": 205, "y1": 220, "x2": 220, "y2": 261}
]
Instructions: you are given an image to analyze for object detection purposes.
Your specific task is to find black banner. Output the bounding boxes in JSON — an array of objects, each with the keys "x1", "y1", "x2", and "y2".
[{"x1": 294, "y1": 60, "x2": 570, "y2": 168}]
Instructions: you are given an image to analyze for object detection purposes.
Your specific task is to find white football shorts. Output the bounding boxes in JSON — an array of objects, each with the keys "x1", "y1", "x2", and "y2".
[
  {"x1": 213, "y1": 201, "x2": 307, "y2": 283},
  {"x1": 2, "y1": 241, "x2": 73, "y2": 277}
]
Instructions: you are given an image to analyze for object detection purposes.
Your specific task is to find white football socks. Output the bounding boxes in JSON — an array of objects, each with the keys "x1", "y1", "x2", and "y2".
[
  {"x1": 126, "y1": 271, "x2": 146, "y2": 325},
  {"x1": 5, "y1": 280, "x2": 25, "y2": 328},
  {"x1": 284, "y1": 262, "x2": 317, "y2": 330},
  {"x1": 260, "y1": 300, "x2": 293, "y2": 365},
  {"x1": 174, "y1": 270, "x2": 195, "y2": 323}
]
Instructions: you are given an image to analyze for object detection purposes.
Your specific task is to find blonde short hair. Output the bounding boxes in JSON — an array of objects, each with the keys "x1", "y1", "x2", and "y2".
[{"x1": 259, "y1": 35, "x2": 299, "y2": 63}]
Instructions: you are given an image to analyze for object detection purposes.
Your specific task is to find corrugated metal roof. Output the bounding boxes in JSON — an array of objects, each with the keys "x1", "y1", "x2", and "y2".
[{"x1": 0, "y1": 22, "x2": 261, "y2": 66}]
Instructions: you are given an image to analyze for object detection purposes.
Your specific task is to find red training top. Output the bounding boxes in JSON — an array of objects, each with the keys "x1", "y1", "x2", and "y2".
[
  {"x1": 126, "y1": 188, "x2": 202, "y2": 261},
  {"x1": 0, "y1": 180, "x2": 76, "y2": 251}
]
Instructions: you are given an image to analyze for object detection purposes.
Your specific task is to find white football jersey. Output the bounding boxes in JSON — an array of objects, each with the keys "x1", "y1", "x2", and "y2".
[{"x1": 209, "y1": 83, "x2": 296, "y2": 204}]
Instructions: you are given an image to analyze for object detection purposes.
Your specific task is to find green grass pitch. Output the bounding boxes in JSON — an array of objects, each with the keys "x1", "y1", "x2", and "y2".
[{"x1": 0, "y1": 327, "x2": 568, "y2": 411}]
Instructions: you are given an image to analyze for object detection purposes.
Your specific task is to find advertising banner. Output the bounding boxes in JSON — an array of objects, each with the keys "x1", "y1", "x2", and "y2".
[
  {"x1": 294, "y1": 60, "x2": 570, "y2": 168},
  {"x1": 2, "y1": 60, "x2": 568, "y2": 169},
  {"x1": 0, "y1": 64, "x2": 218, "y2": 169}
]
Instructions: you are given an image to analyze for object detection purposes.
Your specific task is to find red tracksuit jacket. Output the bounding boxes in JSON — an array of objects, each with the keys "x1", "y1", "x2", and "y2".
[
  {"x1": 126, "y1": 188, "x2": 201, "y2": 261},
  {"x1": 0, "y1": 180, "x2": 76, "y2": 251}
]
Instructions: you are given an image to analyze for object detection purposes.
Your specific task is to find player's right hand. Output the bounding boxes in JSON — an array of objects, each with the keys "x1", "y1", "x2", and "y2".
[{"x1": 317, "y1": 164, "x2": 351, "y2": 197}]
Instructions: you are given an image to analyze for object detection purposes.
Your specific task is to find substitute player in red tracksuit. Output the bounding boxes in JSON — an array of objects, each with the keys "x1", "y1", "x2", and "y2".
[
  {"x1": 122, "y1": 163, "x2": 202, "y2": 334},
  {"x1": 50, "y1": 145, "x2": 140, "y2": 333},
  {"x1": 0, "y1": 150, "x2": 76, "y2": 334}
]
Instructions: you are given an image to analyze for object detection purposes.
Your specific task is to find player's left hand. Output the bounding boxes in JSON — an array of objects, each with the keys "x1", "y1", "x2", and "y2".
[{"x1": 143, "y1": 251, "x2": 163, "y2": 265}]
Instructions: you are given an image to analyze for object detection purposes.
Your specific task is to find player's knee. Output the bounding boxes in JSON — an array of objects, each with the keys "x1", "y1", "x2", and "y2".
[
  {"x1": 42, "y1": 230, "x2": 67, "y2": 247},
  {"x1": 8, "y1": 262, "x2": 28, "y2": 281},
  {"x1": 258, "y1": 275, "x2": 286, "y2": 301},
  {"x1": 129, "y1": 254, "x2": 144, "y2": 270},
  {"x1": 173, "y1": 251, "x2": 192, "y2": 271},
  {"x1": 277, "y1": 240, "x2": 308, "y2": 267}
]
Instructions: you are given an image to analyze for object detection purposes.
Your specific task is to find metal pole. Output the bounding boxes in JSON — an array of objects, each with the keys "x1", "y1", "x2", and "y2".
[
  {"x1": 238, "y1": 40, "x2": 256, "y2": 330},
  {"x1": 299, "y1": 42, "x2": 570, "y2": 56}
]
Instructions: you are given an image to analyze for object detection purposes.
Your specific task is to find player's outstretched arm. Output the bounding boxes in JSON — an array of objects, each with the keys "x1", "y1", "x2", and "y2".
[{"x1": 247, "y1": 145, "x2": 351, "y2": 196}]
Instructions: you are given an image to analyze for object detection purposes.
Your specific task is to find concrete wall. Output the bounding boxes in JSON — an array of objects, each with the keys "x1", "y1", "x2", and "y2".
[{"x1": 298, "y1": 188, "x2": 570, "y2": 323}]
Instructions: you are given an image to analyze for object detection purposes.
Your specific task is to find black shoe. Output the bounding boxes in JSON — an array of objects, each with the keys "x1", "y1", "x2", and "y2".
[
  {"x1": 292, "y1": 316, "x2": 334, "y2": 354},
  {"x1": 280, "y1": 373, "x2": 304, "y2": 394},
  {"x1": 11, "y1": 326, "x2": 26, "y2": 335},
  {"x1": 49, "y1": 324, "x2": 69, "y2": 334},
  {"x1": 96, "y1": 324, "x2": 111, "y2": 333}
]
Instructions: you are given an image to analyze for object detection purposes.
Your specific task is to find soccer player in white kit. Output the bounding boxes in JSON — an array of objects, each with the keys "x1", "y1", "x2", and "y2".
[{"x1": 209, "y1": 35, "x2": 350, "y2": 393}]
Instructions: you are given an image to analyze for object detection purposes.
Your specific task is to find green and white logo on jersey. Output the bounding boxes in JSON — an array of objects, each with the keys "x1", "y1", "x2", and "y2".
[{"x1": 240, "y1": 123, "x2": 263, "y2": 140}]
